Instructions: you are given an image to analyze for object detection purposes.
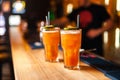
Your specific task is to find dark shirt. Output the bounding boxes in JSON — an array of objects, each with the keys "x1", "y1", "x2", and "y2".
[{"x1": 67, "y1": 4, "x2": 110, "y2": 56}]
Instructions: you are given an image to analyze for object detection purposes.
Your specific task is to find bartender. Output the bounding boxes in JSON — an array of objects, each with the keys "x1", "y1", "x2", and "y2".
[{"x1": 53, "y1": 0, "x2": 113, "y2": 56}]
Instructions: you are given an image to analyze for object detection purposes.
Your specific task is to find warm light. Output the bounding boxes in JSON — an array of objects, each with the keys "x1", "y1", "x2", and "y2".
[
  {"x1": 117, "y1": 0, "x2": 120, "y2": 11},
  {"x1": 115, "y1": 28, "x2": 120, "y2": 48},
  {"x1": 2, "y1": 1, "x2": 10, "y2": 12},
  {"x1": 105, "y1": 0, "x2": 109, "y2": 5},
  {"x1": 67, "y1": 3, "x2": 73, "y2": 14},
  {"x1": 12, "y1": 1, "x2": 26, "y2": 14},
  {"x1": 104, "y1": 31, "x2": 108, "y2": 44},
  {"x1": 9, "y1": 15, "x2": 21, "y2": 26}
]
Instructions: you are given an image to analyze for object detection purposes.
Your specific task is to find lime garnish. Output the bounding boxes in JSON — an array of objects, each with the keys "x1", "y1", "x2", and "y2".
[
  {"x1": 44, "y1": 25, "x2": 54, "y2": 31},
  {"x1": 64, "y1": 27, "x2": 78, "y2": 30},
  {"x1": 45, "y1": 25, "x2": 54, "y2": 28}
]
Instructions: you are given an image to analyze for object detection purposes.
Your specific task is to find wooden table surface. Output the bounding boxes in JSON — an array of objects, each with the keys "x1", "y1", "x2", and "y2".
[{"x1": 10, "y1": 27, "x2": 110, "y2": 80}]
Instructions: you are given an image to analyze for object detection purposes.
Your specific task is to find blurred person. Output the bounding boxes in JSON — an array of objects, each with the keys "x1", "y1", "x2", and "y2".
[{"x1": 53, "y1": 0, "x2": 113, "y2": 56}]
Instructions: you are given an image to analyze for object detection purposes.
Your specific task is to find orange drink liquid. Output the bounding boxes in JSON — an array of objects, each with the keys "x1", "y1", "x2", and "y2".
[
  {"x1": 43, "y1": 29, "x2": 60, "y2": 62},
  {"x1": 61, "y1": 30, "x2": 82, "y2": 69}
]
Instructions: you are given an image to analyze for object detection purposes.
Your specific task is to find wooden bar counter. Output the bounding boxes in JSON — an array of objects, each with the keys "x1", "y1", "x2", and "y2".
[{"x1": 10, "y1": 27, "x2": 110, "y2": 80}]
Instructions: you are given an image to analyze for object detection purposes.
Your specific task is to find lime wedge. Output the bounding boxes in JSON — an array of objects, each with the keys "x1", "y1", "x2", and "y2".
[
  {"x1": 44, "y1": 25, "x2": 54, "y2": 30},
  {"x1": 64, "y1": 27, "x2": 78, "y2": 30},
  {"x1": 45, "y1": 25, "x2": 54, "y2": 28}
]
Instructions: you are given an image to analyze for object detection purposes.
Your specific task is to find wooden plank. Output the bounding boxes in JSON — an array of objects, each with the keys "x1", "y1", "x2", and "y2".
[{"x1": 10, "y1": 27, "x2": 110, "y2": 80}]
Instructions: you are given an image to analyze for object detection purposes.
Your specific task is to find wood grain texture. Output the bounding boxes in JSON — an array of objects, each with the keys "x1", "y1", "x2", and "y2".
[{"x1": 10, "y1": 27, "x2": 110, "y2": 80}]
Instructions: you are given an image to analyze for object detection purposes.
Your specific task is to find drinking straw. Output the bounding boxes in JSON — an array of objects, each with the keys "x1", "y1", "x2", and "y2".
[
  {"x1": 46, "y1": 16, "x2": 48, "y2": 25},
  {"x1": 48, "y1": 11, "x2": 50, "y2": 25},
  {"x1": 77, "y1": 15, "x2": 80, "y2": 28}
]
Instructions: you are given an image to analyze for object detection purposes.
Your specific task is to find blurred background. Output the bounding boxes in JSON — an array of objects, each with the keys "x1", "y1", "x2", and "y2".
[{"x1": 1, "y1": 0, "x2": 120, "y2": 79}]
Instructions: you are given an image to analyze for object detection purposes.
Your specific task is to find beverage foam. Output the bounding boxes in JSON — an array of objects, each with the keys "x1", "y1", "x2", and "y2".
[
  {"x1": 42, "y1": 30, "x2": 59, "y2": 33},
  {"x1": 61, "y1": 30, "x2": 81, "y2": 34}
]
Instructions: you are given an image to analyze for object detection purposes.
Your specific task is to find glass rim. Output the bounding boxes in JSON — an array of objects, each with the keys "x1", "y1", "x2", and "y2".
[{"x1": 60, "y1": 29, "x2": 82, "y2": 34}]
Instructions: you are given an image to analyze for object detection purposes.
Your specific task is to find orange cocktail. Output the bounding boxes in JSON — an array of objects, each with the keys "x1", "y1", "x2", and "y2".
[
  {"x1": 43, "y1": 29, "x2": 60, "y2": 62},
  {"x1": 61, "y1": 30, "x2": 82, "y2": 69}
]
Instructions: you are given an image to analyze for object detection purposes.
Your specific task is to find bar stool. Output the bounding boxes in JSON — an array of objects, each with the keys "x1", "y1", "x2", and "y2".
[{"x1": 0, "y1": 35, "x2": 14, "y2": 80}]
